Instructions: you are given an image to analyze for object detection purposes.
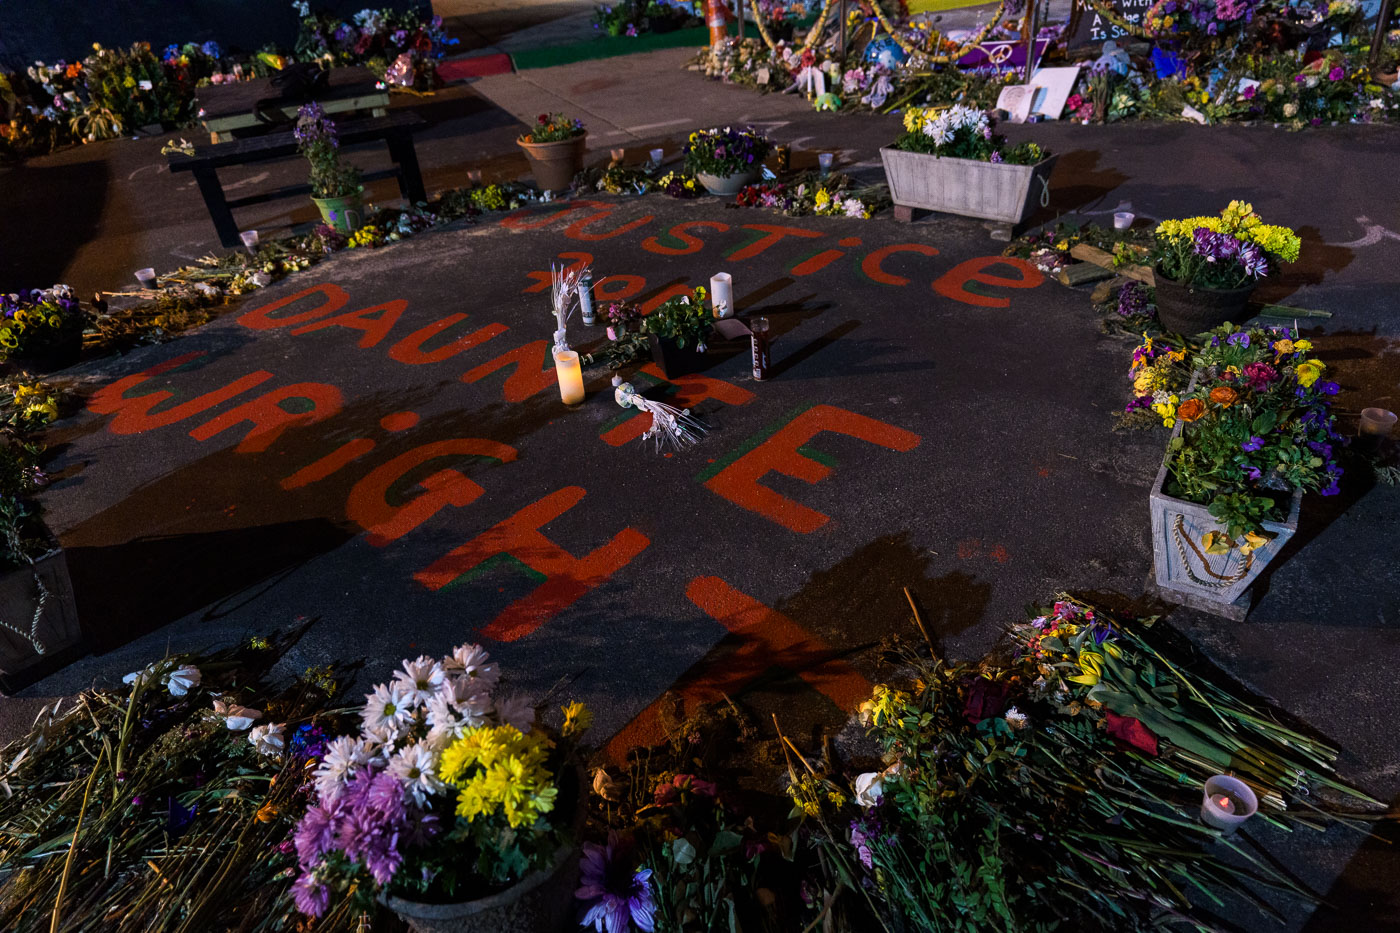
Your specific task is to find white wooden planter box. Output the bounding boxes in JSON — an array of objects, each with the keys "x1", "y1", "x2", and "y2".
[
  {"x1": 879, "y1": 147, "x2": 1057, "y2": 224},
  {"x1": 1149, "y1": 423, "x2": 1301, "y2": 609}
]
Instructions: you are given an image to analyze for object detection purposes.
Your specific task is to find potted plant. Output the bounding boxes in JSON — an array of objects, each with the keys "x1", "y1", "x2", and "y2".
[
  {"x1": 0, "y1": 375, "x2": 82, "y2": 693},
  {"x1": 1144, "y1": 324, "x2": 1343, "y2": 613},
  {"x1": 642, "y1": 286, "x2": 712, "y2": 377},
  {"x1": 0, "y1": 286, "x2": 85, "y2": 375},
  {"x1": 684, "y1": 126, "x2": 771, "y2": 196},
  {"x1": 879, "y1": 104, "x2": 1054, "y2": 225},
  {"x1": 296, "y1": 102, "x2": 364, "y2": 234},
  {"x1": 517, "y1": 112, "x2": 587, "y2": 192},
  {"x1": 1149, "y1": 202, "x2": 1301, "y2": 334},
  {"x1": 291, "y1": 643, "x2": 592, "y2": 933}
]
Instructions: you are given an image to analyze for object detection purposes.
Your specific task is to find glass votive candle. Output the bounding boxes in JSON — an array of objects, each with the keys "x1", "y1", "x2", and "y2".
[
  {"x1": 135, "y1": 267, "x2": 157, "y2": 288},
  {"x1": 240, "y1": 230, "x2": 259, "y2": 253},
  {"x1": 818, "y1": 152, "x2": 834, "y2": 175},
  {"x1": 1359, "y1": 407, "x2": 1397, "y2": 437},
  {"x1": 1200, "y1": 775, "x2": 1258, "y2": 832},
  {"x1": 610, "y1": 147, "x2": 626, "y2": 162},
  {"x1": 1114, "y1": 211, "x2": 1135, "y2": 230},
  {"x1": 648, "y1": 147, "x2": 664, "y2": 165}
]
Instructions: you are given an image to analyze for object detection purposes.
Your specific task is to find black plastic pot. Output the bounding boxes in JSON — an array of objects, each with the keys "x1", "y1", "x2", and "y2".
[
  {"x1": 1, "y1": 328, "x2": 83, "y2": 376},
  {"x1": 1152, "y1": 272, "x2": 1256, "y2": 335},
  {"x1": 648, "y1": 333, "x2": 707, "y2": 378}
]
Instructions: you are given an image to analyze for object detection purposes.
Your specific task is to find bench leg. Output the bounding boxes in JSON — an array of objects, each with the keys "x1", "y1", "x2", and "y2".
[
  {"x1": 191, "y1": 166, "x2": 240, "y2": 248},
  {"x1": 386, "y1": 133, "x2": 427, "y2": 205}
]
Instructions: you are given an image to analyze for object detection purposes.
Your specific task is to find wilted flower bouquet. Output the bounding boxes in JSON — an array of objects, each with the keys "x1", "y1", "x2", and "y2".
[
  {"x1": 1137, "y1": 323, "x2": 1344, "y2": 546},
  {"x1": 291, "y1": 643, "x2": 591, "y2": 917},
  {"x1": 894, "y1": 104, "x2": 1047, "y2": 165}
]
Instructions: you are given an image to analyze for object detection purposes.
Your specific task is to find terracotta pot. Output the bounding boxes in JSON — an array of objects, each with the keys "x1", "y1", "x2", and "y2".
[
  {"x1": 695, "y1": 168, "x2": 761, "y2": 196},
  {"x1": 518, "y1": 133, "x2": 587, "y2": 192},
  {"x1": 1152, "y1": 271, "x2": 1256, "y2": 335},
  {"x1": 311, "y1": 189, "x2": 365, "y2": 234}
]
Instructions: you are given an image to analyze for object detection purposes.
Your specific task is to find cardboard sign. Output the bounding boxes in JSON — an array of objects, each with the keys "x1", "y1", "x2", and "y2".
[{"x1": 1067, "y1": 0, "x2": 1156, "y2": 50}]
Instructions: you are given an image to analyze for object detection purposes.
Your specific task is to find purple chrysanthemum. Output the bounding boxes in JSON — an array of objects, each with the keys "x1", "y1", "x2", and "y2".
[
  {"x1": 292, "y1": 874, "x2": 330, "y2": 917},
  {"x1": 577, "y1": 832, "x2": 656, "y2": 933}
]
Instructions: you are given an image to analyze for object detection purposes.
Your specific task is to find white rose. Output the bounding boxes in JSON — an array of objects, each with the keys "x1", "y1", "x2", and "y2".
[
  {"x1": 853, "y1": 771, "x2": 885, "y2": 807},
  {"x1": 248, "y1": 723, "x2": 286, "y2": 757}
]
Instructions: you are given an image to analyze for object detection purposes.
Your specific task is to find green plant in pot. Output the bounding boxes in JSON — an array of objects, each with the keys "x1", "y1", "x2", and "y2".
[
  {"x1": 296, "y1": 101, "x2": 364, "y2": 234},
  {"x1": 683, "y1": 126, "x2": 772, "y2": 196},
  {"x1": 517, "y1": 112, "x2": 587, "y2": 192},
  {"x1": 1149, "y1": 201, "x2": 1300, "y2": 334},
  {"x1": 642, "y1": 285, "x2": 713, "y2": 377}
]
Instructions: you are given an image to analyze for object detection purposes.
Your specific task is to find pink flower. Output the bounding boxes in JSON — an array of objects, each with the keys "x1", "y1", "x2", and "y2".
[
  {"x1": 1242, "y1": 85, "x2": 1256, "y2": 99},
  {"x1": 1327, "y1": 66, "x2": 1344, "y2": 81}
]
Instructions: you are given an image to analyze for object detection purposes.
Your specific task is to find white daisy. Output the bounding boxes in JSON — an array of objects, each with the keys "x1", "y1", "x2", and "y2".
[
  {"x1": 387, "y1": 741, "x2": 444, "y2": 806},
  {"x1": 494, "y1": 694, "x2": 536, "y2": 733},
  {"x1": 443, "y1": 644, "x2": 500, "y2": 692},
  {"x1": 360, "y1": 683, "x2": 415, "y2": 733},
  {"x1": 314, "y1": 735, "x2": 373, "y2": 801},
  {"x1": 360, "y1": 722, "x2": 404, "y2": 760},
  {"x1": 391, "y1": 656, "x2": 446, "y2": 707}
]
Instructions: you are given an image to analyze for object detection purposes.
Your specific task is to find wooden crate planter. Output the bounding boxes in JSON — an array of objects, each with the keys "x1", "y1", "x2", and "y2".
[
  {"x1": 879, "y1": 147, "x2": 1057, "y2": 225},
  {"x1": 1149, "y1": 436, "x2": 1301, "y2": 615},
  {"x1": 0, "y1": 549, "x2": 84, "y2": 694}
]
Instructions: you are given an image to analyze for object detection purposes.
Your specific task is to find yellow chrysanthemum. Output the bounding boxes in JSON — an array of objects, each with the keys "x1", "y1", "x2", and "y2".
[
  {"x1": 1295, "y1": 359, "x2": 1326, "y2": 387},
  {"x1": 561, "y1": 701, "x2": 592, "y2": 738}
]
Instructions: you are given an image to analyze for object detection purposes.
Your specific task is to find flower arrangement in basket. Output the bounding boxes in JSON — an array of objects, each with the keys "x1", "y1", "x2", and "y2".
[
  {"x1": 1151, "y1": 200, "x2": 1301, "y2": 290},
  {"x1": 0, "y1": 285, "x2": 85, "y2": 364},
  {"x1": 683, "y1": 126, "x2": 771, "y2": 182},
  {"x1": 1132, "y1": 323, "x2": 1343, "y2": 550},
  {"x1": 893, "y1": 104, "x2": 1047, "y2": 165},
  {"x1": 520, "y1": 111, "x2": 585, "y2": 144},
  {"x1": 291, "y1": 643, "x2": 591, "y2": 918}
]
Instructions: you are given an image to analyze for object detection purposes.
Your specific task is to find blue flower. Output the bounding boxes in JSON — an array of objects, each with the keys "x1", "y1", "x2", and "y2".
[
  {"x1": 1242, "y1": 436, "x2": 1265, "y2": 452},
  {"x1": 1226, "y1": 332, "x2": 1250, "y2": 347}
]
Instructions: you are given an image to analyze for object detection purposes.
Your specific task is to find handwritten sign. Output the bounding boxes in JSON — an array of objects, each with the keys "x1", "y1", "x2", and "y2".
[{"x1": 1067, "y1": 0, "x2": 1154, "y2": 50}]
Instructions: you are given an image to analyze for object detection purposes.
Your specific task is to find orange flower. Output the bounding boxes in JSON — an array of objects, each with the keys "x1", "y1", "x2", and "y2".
[
  {"x1": 65, "y1": 63, "x2": 83, "y2": 79},
  {"x1": 1209, "y1": 387, "x2": 1238, "y2": 407},
  {"x1": 256, "y1": 802, "x2": 279, "y2": 823},
  {"x1": 1176, "y1": 398, "x2": 1206, "y2": 422}
]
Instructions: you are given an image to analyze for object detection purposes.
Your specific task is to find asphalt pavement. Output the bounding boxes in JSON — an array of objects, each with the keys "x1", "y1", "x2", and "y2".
[{"x1": 0, "y1": 43, "x2": 1397, "y2": 932}]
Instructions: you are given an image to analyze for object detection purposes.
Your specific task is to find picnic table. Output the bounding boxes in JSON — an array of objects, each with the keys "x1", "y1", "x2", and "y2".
[{"x1": 195, "y1": 66, "x2": 390, "y2": 143}]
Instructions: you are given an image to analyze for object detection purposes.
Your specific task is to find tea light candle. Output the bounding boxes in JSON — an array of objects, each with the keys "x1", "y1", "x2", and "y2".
[
  {"x1": 554, "y1": 349, "x2": 585, "y2": 406},
  {"x1": 240, "y1": 230, "x2": 260, "y2": 253},
  {"x1": 709, "y1": 272, "x2": 733, "y2": 319},
  {"x1": 1200, "y1": 775, "x2": 1258, "y2": 832},
  {"x1": 818, "y1": 152, "x2": 834, "y2": 175},
  {"x1": 649, "y1": 147, "x2": 664, "y2": 166},
  {"x1": 1114, "y1": 211, "x2": 1135, "y2": 230},
  {"x1": 1359, "y1": 407, "x2": 1397, "y2": 437},
  {"x1": 135, "y1": 267, "x2": 157, "y2": 288}
]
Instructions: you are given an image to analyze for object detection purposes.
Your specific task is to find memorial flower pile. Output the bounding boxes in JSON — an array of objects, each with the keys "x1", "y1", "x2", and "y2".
[
  {"x1": 1150, "y1": 323, "x2": 1345, "y2": 545},
  {"x1": 1152, "y1": 200, "x2": 1301, "y2": 288},
  {"x1": 292, "y1": 5, "x2": 457, "y2": 89},
  {"x1": 894, "y1": 104, "x2": 1048, "y2": 164},
  {"x1": 291, "y1": 644, "x2": 589, "y2": 915},
  {"x1": 683, "y1": 125, "x2": 772, "y2": 177},
  {"x1": 735, "y1": 171, "x2": 890, "y2": 218},
  {"x1": 522, "y1": 111, "x2": 586, "y2": 143},
  {"x1": 0, "y1": 635, "x2": 360, "y2": 932},
  {"x1": 791, "y1": 595, "x2": 1382, "y2": 932}
]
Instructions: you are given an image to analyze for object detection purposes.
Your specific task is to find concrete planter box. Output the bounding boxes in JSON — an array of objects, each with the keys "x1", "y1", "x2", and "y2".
[
  {"x1": 0, "y1": 549, "x2": 84, "y2": 694},
  {"x1": 1150, "y1": 423, "x2": 1301, "y2": 613},
  {"x1": 880, "y1": 147, "x2": 1056, "y2": 225}
]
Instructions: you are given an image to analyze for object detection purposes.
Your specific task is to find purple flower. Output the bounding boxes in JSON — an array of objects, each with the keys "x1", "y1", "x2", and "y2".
[
  {"x1": 1242, "y1": 84, "x2": 1255, "y2": 99},
  {"x1": 292, "y1": 875, "x2": 330, "y2": 918},
  {"x1": 577, "y1": 832, "x2": 656, "y2": 933},
  {"x1": 295, "y1": 801, "x2": 336, "y2": 868},
  {"x1": 1316, "y1": 380, "x2": 1339, "y2": 395},
  {"x1": 1244, "y1": 466, "x2": 1262, "y2": 480},
  {"x1": 1239, "y1": 242, "x2": 1268, "y2": 278},
  {"x1": 1328, "y1": 66, "x2": 1344, "y2": 81},
  {"x1": 989, "y1": 151, "x2": 1004, "y2": 163},
  {"x1": 1242, "y1": 436, "x2": 1265, "y2": 452},
  {"x1": 1226, "y1": 332, "x2": 1251, "y2": 348}
]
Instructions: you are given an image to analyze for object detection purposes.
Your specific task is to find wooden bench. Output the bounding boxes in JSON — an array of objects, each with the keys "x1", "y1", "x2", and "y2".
[{"x1": 167, "y1": 112, "x2": 427, "y2": 248}]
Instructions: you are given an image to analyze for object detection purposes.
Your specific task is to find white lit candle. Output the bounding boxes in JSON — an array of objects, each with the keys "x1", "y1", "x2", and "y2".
[
  {"x1": 240, "y1": 230, "x2": 260, "y2": 253},
  {"x1": 554, "y1": 349, "x2": 585, "y2": 406},
  {"x1": 709, "y1": 272, "x2": 733, "y2": 319},
  {"x1": 1200, "y1": 775, "x2": 1257, "y2": 832}
]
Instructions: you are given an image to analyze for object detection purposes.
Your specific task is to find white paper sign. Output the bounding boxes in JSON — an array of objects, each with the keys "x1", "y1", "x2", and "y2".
[
  {"x1": 1027, "y1": 65, "x2": 1081, "y2": 120},
  {"x1": 996, "y1": 84, "x2": 1040, "y2": 124}
]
